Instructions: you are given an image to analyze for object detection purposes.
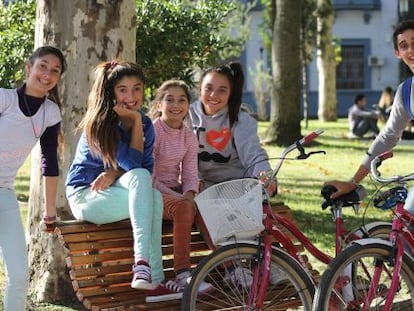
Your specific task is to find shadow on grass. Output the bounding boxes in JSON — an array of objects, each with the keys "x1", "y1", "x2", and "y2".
[{"x1": 15, "y1": 175, "x2": 30, "y2": 202}]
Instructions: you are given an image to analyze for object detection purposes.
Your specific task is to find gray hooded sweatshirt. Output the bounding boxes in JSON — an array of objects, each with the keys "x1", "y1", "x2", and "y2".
[{"x1": 190, "y1": 100, "x2": 271, "y2": 188}]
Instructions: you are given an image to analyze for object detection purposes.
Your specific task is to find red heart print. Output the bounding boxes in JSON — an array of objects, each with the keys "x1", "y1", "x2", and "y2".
[{"x1": 206, "y1": 128, "x2": 231, "y2": 151}]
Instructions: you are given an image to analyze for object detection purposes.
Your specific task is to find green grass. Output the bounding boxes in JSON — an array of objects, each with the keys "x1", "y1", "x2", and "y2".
[{"x1": 1, "y1": 118, "x2": 413, "y2": 309}]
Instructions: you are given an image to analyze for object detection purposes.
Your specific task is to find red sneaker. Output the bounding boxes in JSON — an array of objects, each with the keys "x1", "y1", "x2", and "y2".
[{"x1": 145, "y1": 280, "x2": 184, "y2": 303}]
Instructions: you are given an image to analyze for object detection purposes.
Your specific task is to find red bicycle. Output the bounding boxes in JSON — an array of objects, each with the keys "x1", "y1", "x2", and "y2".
[
  {"x1": 181, "y1": 130, "x2": 391, "y2": 310},
  {"x1": 313, "y1": 150, "x2": 414, "y2": 310}
]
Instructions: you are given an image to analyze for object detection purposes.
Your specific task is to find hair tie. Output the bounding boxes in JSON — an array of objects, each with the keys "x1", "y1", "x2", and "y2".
[{"x1": 110, "y1": 60, "x2": 118, "y2": 69}]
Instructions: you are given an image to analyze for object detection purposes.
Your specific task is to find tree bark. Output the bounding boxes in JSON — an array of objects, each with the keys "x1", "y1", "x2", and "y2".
[
  {"x1": 27, "y1": 0, "x2": 136, "y2": 302},
  {"x1": 316, "y1": 0, "x2": 337, "y2": 121},
  {"x1": 264, "y1": 0, "x2": 302, "y2": 146}
]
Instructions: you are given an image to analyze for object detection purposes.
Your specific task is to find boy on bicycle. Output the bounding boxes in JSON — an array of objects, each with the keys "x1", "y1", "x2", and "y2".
[{"x1": 326, "y1": 19, "x2": 414, "y2": 215}]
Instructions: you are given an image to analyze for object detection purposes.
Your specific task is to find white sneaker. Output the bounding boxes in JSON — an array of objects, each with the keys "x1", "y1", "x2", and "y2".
[
  {"x1": 269, "y1": 262, "x2": 287, "y2": 285},
  {"x1": 131, "y1": 262, "x2": 154, "y2": 290},
  {"x1": 177, "y1": 270, "x2": 213, "y2": 294},
  {"x1": 225, "y1": 266, "x2": 253, "y2": 288}
]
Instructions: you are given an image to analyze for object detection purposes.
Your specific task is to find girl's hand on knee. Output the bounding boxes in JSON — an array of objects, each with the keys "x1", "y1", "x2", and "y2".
[{"x1": 91, "y1": 170, "x2": 119, "y2": 191}]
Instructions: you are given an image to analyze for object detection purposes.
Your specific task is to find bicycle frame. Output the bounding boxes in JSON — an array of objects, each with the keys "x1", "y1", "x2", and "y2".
[
  {"x1": 262, "y1": 200, "x2": 365, "y2": 271},
  {"x1": 361, "y1": 201, "x2": 414, "y2": 309},
  {"x1": 246, "y1": 193, "x2": 368, "y2": 309},
  {"x1": 246, "y1": 131, "x2": 374, "y2": 308},
  {"x1": 183, "y1": 131, "x2": 397, "y2": 310},
  {"x1": 352, "y1": 150, "x2": 414, "y2": 310}
]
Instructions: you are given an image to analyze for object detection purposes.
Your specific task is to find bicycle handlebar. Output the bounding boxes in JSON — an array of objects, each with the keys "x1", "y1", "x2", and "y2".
[
  {"x1": 370, "y1": 151, "x2": 414, "y2": 184},
  {"x1": 266, "y1": 129, "x2": 325, "y2": 184}
]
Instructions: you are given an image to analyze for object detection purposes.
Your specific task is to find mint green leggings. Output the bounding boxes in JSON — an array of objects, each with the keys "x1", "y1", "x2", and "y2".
[
  {"x1": 0, "y1": 188, "x2": 28, "y2": 311},
  {"x1": 66, "y1": 168, "x2": 164, "y2": 283}
]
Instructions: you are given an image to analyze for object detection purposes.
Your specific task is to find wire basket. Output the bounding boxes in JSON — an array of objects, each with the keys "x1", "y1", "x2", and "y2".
[{"x1": 195, "y1": 178, "x2": 264, "y2": 245}]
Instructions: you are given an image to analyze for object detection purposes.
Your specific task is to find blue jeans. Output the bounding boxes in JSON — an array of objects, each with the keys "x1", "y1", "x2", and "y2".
[
  {"x1": 0, "y1": 188, "x2": 28, "y2": 311},
  {"x1": 66, "y1": 168, "x2": 164, "y2": 283}
]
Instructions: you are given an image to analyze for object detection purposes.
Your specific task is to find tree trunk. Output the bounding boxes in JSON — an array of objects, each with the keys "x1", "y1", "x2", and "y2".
[
  {"x1": 27, "y1": 0, "x2": 136, "y2": 303},
  {"x1": 264, "y1": 0, "x2": 302, "y2": 146},
  {"x1": 316, "y1": 0, "x2": 337, "y2": 121},
  {"x1": 302, "y1": 61, "x2": 309, "y2": 128}
]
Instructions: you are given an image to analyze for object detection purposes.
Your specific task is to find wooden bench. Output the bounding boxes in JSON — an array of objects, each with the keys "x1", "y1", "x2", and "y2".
[{"x1": 55, "y1": 203, "x2": 316, "y2": 311}]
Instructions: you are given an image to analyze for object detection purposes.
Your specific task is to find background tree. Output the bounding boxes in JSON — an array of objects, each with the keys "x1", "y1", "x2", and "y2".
[
  {"x1": 135, "y1": 0, "x2": 251, "y2": 96},
  {"x1": 258, "y1": 0, "x2": 318, "y2": 137},
  {"x1": 0, "y1": 0, "x2": 35, "y2": 88},
  {"x1": 26, "y1": 0, "x2": 136, "y2": 303},
  {"x1": 316, "y1": 0, "x2": 337, "y2": 121},
  {"x1": 301, "y1": 0, "x2": 318, "y2": 128},
  {"x1": 263, "y1": 0, "x2": 302, "y2": 145}
]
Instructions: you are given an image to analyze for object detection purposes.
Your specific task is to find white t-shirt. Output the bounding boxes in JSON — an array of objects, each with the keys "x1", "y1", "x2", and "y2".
[{"x1": 0, "y1": 88, "x2": 61, "y2": 189}]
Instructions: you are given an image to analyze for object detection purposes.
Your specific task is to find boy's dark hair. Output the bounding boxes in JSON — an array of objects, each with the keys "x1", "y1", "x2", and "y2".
[
  {"x1": 393, "y1": 19, "x2": 414, "y2": 50},
  {"x1": 354, "y1": 93, "x2": 365, "y2": 105}
]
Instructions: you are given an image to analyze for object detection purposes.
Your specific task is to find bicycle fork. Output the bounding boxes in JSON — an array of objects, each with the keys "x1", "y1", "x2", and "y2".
[
  {"x1": 363, "y1": 210, "x2": 405, "y2": 311},
  {"x1": 248, "y1": 235, "x2": 272, "y2": 309}
]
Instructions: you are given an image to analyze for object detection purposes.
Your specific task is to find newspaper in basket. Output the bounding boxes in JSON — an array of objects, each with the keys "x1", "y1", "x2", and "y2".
[{"x1": 195, "y1": 178, "x2": 264, "y2": 245}]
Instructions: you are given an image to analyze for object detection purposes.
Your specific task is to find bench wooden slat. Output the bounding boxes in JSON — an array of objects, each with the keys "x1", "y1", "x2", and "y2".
[
  {"x1": 56, "y1": 203, "x2": 313, "y2": 310},
  {"x1": 65, "y1": 239, "x2": 134, "y2": 252},
  {"x1": 61, "y1": 229, "x2": 135, "y2": 243},
  {"x1": 67, "y1": 251, "x2": 133, "y2": 267},
  {"x1": 70, "y1": 263, "x2": 133, "y2": 279}
]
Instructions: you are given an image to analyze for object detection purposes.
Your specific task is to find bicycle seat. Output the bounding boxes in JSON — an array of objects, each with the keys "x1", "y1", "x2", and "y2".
[{"x1": 321, "y1": 184, "x2": 367, "y2": 210}]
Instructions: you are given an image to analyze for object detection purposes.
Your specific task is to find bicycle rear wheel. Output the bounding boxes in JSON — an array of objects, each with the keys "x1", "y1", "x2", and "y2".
[
  {"x1": 313, "y1": 242, "x2": 414, "y2": 310},
  {"x1": 182, "y1": 243, "x2": 314, "y2": 310}
]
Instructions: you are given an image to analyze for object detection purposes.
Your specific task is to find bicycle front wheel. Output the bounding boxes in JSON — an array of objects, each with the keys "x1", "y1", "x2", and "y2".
[
  {"x1": 313, "y1": 242, "x2": 414, "y2": 310},
  {"x1": 182, "y1": 243, "x2": 314, "y2": 310}
]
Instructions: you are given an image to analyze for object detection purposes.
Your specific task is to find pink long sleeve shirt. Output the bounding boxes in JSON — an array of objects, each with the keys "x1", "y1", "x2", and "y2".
[{"x1": 152, "y1": 117, "x2": 199, "y2": 197}]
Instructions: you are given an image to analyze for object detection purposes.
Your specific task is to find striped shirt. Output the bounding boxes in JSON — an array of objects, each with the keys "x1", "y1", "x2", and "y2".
[{"x1": 152, "y1": 117, "x2": 199, "y2": 197}]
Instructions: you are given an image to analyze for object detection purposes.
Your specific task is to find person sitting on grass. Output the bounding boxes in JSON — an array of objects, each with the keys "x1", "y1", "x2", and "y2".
[{"x1": 348, "y1": 93, "x2": 381, "y2": 139}]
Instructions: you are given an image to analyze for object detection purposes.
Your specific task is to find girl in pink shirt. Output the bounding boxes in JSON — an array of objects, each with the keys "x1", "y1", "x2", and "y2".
[{"x1": 147, "y1": 80, "x2": 212, "y2": 302}]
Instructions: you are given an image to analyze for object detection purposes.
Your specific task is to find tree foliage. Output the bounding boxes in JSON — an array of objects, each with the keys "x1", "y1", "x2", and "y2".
[
  {"x1": 0, "y1": 1, "x2": 250, "y2": 94},
  {"x1": 135, "y1": 0, "x2": 250, "y2": 94},
  {"x1": 0, "y1": 0, "x2": 35, "y2": 88}
]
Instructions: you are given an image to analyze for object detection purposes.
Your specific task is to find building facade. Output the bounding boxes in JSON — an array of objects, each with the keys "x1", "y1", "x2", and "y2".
[{"x1": 241, "y1": 0, "x2": 406, "y2": 117}]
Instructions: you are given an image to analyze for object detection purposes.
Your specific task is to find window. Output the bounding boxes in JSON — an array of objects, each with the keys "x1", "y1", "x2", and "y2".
[{"x1": 337, "y1": 45, "x2": 365, "y2": 89}]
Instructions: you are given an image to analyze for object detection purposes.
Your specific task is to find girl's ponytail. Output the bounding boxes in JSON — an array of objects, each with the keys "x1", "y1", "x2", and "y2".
[{"x1": 227, "y1": 62, "x2": 244, "y2": 127}]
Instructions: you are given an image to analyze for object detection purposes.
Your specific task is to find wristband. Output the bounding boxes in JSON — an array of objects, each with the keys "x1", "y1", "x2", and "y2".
[
  {"x1": 43, "y1": 215, "x2": 57, "y2": 222},
  {"x1": 350, "y1": 178, "x2": 359, "y2": 188}
]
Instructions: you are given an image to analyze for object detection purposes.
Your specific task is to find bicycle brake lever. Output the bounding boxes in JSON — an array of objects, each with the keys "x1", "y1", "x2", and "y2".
[
  {"x1": 296, "y1": 142, "x2": 307, "y2": 159},
  {"x1": 308, "y1": 151, "x2": 326, "y2": 156},
  {"x1": 296, "y1": 149, "x2": 326, "y2": 160}
]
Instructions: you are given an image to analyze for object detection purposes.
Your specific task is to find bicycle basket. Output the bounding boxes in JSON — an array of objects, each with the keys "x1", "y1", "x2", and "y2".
[{"x1": 194, "y1": 178, "x2": 264, "y2": 245}]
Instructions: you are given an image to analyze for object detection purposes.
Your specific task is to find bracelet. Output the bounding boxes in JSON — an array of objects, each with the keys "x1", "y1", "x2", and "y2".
[
  {"x1": 350, "y1": 178, "x2": 359, "y2": 188},
  {"x1": 43, "y1": 215, "x2": 57, "y2": 222}
]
